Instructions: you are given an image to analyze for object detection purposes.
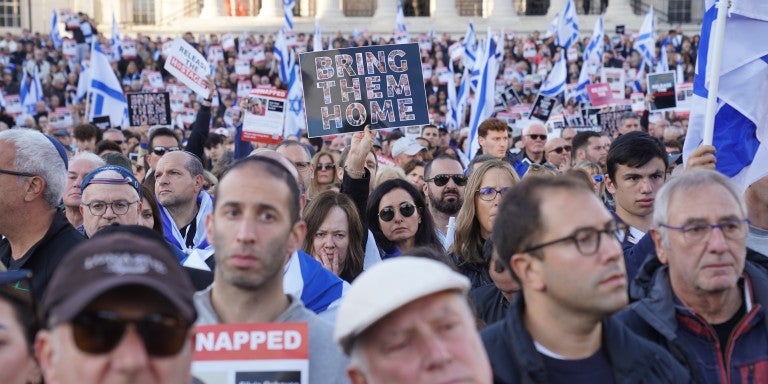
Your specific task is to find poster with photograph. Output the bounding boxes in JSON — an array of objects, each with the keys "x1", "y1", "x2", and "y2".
[
  {"x1": 529, "y1": 94, "x2": 558, "y2": 122},
  {"x1": 241, "y1": 88, "x2": 287, "y2": 144},
  {"x1": 675, "y1": 82, "x2": 693, "y2": 111},
  {"x1": 192, "y1": 323, "x2": 309, "y2": 384},
  {"x1": 299, "y1": 43, "x2": 428, "y2": 137},
  {"x1": 647, "y1": 71, "x2": 677, "y2": 111},
  {"x1": 631, "y1": 92, "x2": 646, "y2": 112},
  {"x1": 600, "y1": 67, "x2": 626, "y2": 99}
]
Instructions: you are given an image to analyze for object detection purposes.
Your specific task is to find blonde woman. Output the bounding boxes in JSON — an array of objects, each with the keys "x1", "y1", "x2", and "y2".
[{"x1": 307, "y1": 150, "x2": 340, "y2": 199}]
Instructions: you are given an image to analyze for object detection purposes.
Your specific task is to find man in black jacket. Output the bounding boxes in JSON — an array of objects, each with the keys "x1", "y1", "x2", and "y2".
[
  {"x1": 481, "y1": 175, "x2": 690, "y2": 383},
  {"x1": 0, "y1": 129, "x2": 84, "y2": 301}
]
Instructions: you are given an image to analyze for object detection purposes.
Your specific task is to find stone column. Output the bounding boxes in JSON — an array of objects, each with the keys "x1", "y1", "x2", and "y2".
[
  {"x1": 604, "y1": 0, "x2": 634, "y2": 22},
  {"x1": 491, "y1": 0, "x2": 517, "y2": 19},
  {"x1": 547, "y1": 0, "x2": 567, "y2": 18},
  {"x1": 431, "y1": 0, "x2": 458, "y2": 18},
  {"x1": 317, "y1": 0, "x2": 343, "y2": 19},
  {"x1": 199, "y1": 0, "x2": 220, "y2": 18},
  {"x1": 373, "y1": 0, "x2": 398, "y2": 20},
  {"x1": 259, "y1": 0, "x2": 282, "y2": 18}
]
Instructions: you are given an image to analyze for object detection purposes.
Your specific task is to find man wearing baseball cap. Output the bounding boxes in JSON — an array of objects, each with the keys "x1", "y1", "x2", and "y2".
[
  {"x1": 334, "y1": 257, "x2": 492, "y2": 383},
  {"x1": 35, "y1": 232, "x2": 198, "y2": 384},
  {"x1": 78, "y1": 165, "x2": 142, "y2": 238},
  {"x1": 390, "y1": 137, "x2": 426, "y2": 167}
]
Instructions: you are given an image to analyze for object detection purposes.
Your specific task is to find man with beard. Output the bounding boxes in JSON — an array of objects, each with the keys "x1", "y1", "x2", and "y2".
[{"x1": 423, "y1": 155, "x2": 466, "y2": 250}]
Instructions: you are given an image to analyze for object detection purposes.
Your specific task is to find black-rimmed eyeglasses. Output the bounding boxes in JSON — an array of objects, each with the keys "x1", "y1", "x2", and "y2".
[
  {"x1": 82, "y1": 200, "x2": 139, "y2": 216},
  {"x1": 0, "y1": 168, "x2": 36, "y2": 178},
  {"x1": 659, "y1": 219, "x2": 750, "y2": 243},
  {"x1": 523, "y1": 221, "x2": 629, "y2": 256}
]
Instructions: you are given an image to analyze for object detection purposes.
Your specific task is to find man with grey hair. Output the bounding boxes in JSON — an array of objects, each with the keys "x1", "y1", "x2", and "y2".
[
  {"x1": 79, "y1": 165, "x2": 143, "y2": 238},
  {"x1": 335, "y1": 257, "x2": 492, "y2": 383},
  {"x1": 509, "y1": 120, "x2": 549, "y2": 177},
  {"x1": 155, "y1": 151, "x2": 212, "y2": 263},
  {"x1": 618, "y1": 169, "x2": 768, "y2": 383},
  {"x1": 276, "y1": 140, "x2": 313, "y2": 196},
  {"x1": 63, "y1": 152, "x2": 105, "y2": 228},
  {"x1": 0, "y1": 129, "x2": 84, "y2": 301},
  {"x1": 616, "y1": 112, "x2": 642, "y2": 137}
]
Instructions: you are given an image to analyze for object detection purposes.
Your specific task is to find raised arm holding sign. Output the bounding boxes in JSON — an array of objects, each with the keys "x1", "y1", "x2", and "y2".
[{"x1": 164, "y1": 38, "x2": 213, "y2": 99}]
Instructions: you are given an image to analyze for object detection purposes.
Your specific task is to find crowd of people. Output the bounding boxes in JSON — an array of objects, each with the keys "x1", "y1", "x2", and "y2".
[{"x1": 0, "y1": 13, "x2": 767, "y2": 384}]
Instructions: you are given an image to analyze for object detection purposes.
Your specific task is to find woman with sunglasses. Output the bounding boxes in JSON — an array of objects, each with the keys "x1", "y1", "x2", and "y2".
[
  {"x1": 0, "y1": 269, "x2": 41, "y2": 384},
  {"x1": 573, "y1": 161, "x2": 606, "y2": 202},
  {"x1": 450, "y1": 160, "x2": 519, "y2": 288},
  {"x1": 307, "y1": 150, "x2": 340, "y2": 200},
  {"x1": 366, "y1": 179, "x2": 442, "y2": 259},
  {"x1": 302, "y1": 191, "x2": 365, "y2": 282}
]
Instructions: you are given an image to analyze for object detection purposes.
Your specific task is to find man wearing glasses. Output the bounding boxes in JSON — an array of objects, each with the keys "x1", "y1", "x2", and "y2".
[
  {"x1": 423, "y1": 155, "x2": 466, "y2": 249},
  {"x1": 482, "y1": 175, "x2": 689, "y2": 383},
  {"x1": 78, "y1": 165, "x2": 142, "y2": 238},
  {"x1": 35, "y1": 232, "x2": 198, "y2": 384},
  {"x1": 509, "y1": 121, "x2": 549, "y2": 178},
  {"x1": 0, "y1": 129, "x2": 84, "y2": 302},
  {"x1": 618, "y1": 169, "x2": 768, "y2": 383},
  {"x1": 543, "y1": 137, "x2": 572, "y2": 172},
  {"x1": 142, "y1": 127, "x2": 182, "y2": 194}
]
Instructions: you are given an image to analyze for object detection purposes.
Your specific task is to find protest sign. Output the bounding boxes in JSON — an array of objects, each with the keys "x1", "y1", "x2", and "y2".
[
  {"x1": 237, "y1": 80, "x2": 253, "y2": 98},
  {"x1": 144, "y1": 70, "x2": 164, "y2": 89},
  {"x1": 127, "y1": 92, "x2": 171, "y2": 127},
  {"x1": 252, "y1": 45, "x2": 266, "y2": 64},
  {"x1": 596, "y1": 104, "x2": 632, "y2": 137},
  {"x1": 647, "y1": 71, "x2": 677, "y2": 111},
  {"x1": 221, "y1": 33, "x2": 235, "y2": 51},
  {"x1": 176, "y1": 108, "x2": 196, "y2": 128},
  {"x1": 193, "y1": 323, "x2": 309, "y2": 384},
  {"x1": 235, "y1": 59, "x2": 250, "y2": 77},
  {"x1": 422, "y1": 63, "x2": 432, "y2": 80},
  {"x1": 241, "y1": 88, "x2": 287, "y2": 144},
  {"x1": 631, "y1": 92, "x2": 646, "y2": 112},
  {"x1": 92, "y1": 116, "x2": 111, "y2": 130},
  {"x1": 529, "y1": 94, "x2": 558, "y2": 122},
  {"x1": 586, "y1": 83, "x2": 615, "y2": 107},
  {"x1": 299, "y1": 43, "x2": 429, "y2": 137},
  {"x1": 62, "y1": 39, "x2": 77, "y2": 58},
  {"x1": 164, "y1": 38, "x2": 212, "y2": 98},
  {"x1": 4, "y1": 94, "x2": 21, "y2": 115},
  {"x1": 436, "y1": 67, "x2": 451, "y2": 84},
  {"x1": 600, "y1": 67, "x2": 626, "y2": 99},
  {"x1": 675, "y1": 82, "x2": 693, "y2": 111},
  {"x1": 207, "y1": 45, "x2": 224, "y2": 64},
  {"x1": 121, "y1": 40, "x2": 137, "y2": 59}
]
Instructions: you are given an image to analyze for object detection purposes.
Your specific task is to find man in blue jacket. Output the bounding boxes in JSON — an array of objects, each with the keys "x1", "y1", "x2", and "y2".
[
  {"x1": 618, "y1": 169, "x2": 768, "y2": 384},
  {"x1": 482, "y1": 175, "x2": 690, "y2": 383}
]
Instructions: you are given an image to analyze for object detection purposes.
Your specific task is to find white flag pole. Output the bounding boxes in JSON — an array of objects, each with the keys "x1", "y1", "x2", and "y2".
[{"x1": 703, "y1": 0, "x2": 730, "y2": 146}]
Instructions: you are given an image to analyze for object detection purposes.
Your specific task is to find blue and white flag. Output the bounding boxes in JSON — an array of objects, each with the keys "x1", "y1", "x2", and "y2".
[
  {"x1": 274, "y1": 28, "x2": 294, "y2": 87},
  {"x1": 283, "y1": 0, "x2": 295, "y2": 31},
  {"x1": 396, "y1": 0, "x2": 407, "y2": 33},
  {"x1": 76, "y1": 62, "x2": 90, "y2": 102},
  {"x1": 20, "y1": 67, "x2": 43, "y2": 115},
  {"x1": 285, "y1": 64, "x2": 305, "y2": 137},
  {"x1": 656, "y1": 36, "x2": 670, "y2": 73},
  {"x1": 575, "y1": 16, "x2": 605, "y2": 102},
  {"x1": 110, "y1": 13, "x2": 122, "y2": 62},
  {"x1": 684, "y1": 0, "x2": 768, "y2": 191},
  {"x1": 446, "y1": 60, "x2": 459, "y2": 130},
  {"x1": 556, "y1": 0, "x2": 579, "y2": 49},
  {"x1": 88, "y1": 41, "x2": 128, "y2": 127},
  {"x1": 313, "y1": 19, "x2": 323, "y2": 52},
  {"x1": 632, "y1": 58, "x2": 648, "y2": 93},
  {"x1": 462, "y1": 21, "x2": 477, "y2": 70},
  {"x1": 634, "y1": 7, "x2": 655, "y2": 67},
  {"x1": 540, "y1": 52, "x2": 567, "y2": 97},
  {"x1": 50, "y1": 9, "x2": 62, "y2": 50},
  {"x1": 467, "y1": 29, "x2": 501, "y2": 160},
  {"x1": 545, "y1": 13, "x2": 560, "y2": 39}
]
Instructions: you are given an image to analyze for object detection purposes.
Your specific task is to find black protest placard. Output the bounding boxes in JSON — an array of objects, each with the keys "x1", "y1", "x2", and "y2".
[
  {"x1": 529, "y1": 94, "x2": 558, "y2": 122},
  {"x1": 299, "y1": 43, "x2": 429, "y2": 137},
  {"x1": 647, "y1": 71, "x2": 677, "y2": 111},
  {"x1": 127, "y1": 92, "x2": 171, "y2": 126}
]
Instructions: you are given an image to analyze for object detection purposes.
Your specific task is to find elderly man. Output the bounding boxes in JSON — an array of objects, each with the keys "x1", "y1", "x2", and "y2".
[
  {"x1": 423, "y1": 155, "x2": 466, "y2": 249},
  {"x1": 0, "y1": 129, "x2": 83, "y2": 301},
  {"x1": 544, "y1": 137, "x2": 571, "y2": 171},
  {"x1": 155, "y1": 151, "x2": 213, "y2": 260},
  {"x1": 276, "y1": 140, "x2": 313, "y2": 196},
  {"x1": 79, "y1": 166, "x2": 143, "y2": 238},
  {"x1": 63, "y1": 152, "x2": 105, "y2": 228},
  {"x1": 35, "y1": 232, "x2": 197, "y2": 383},
  {"x1": 619, "y1": 169, "x2": 768, "y2": 383},
  {"x1": 196, "y1": 156, "x2": 349, "y2": 383},
  {"x1": 482, "y1": 175, "x2": 690, "y2": 382},
  {"x1": 335, "y1": 257, "x2": 492, "y2": 383},
  {"x1": 509, "y1": 121, "x2": 548, "y2": 177}
]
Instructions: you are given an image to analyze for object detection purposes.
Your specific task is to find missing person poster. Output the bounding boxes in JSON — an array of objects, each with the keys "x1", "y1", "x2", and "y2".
[
  {"x1": 241, "y1": 88, "x2": 287, "y2": 144},
  {"x1": 192, "y1": 323, "x2": 309, "y2": 384},
  {"x1": 647, "y1": 71, "x2": 677, "y2": 111},
  {"x1": 299, "y1": 43, "x2": 429, "y2": 138},
  {"x1": 529, "y1": 94, "x2": 558, "y2": 122},
  {"x1": 127, "y1": 92, "x2": 171, "y2": 127},
  {"x1": 600, "y1": 67, "x2": 626, "y2": 99}
]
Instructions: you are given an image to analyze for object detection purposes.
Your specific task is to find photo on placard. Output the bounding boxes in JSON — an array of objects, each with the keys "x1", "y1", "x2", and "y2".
[{"x1": 647, "y1": 71, "x2": 678, "y2": 111}]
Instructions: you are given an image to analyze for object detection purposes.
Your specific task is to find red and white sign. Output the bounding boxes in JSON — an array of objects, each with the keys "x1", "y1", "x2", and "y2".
[
  {"x1": 192, "y1": 323, "x2": 309, "y2": 384},
  {"x1": 121, "y1": 40, "x2": 137, "y2": 59},
  {"x1": 221, "y1": 34, "x2": 235, "y2": 51},
  {"x1": 241, "y1": 88, "x2": 287, "y2": 144},
  {"x1": 235, "y1": 59, "x2": 251, "y2": 77},
  {"x1": 587, "y1": 83, "x2": 616, "y2": 107},
  {"x1": 62, "y1": 39, "x2": 77, "y2": 58}
]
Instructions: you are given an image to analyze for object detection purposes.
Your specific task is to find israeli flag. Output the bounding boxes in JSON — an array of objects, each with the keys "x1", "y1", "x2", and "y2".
[
  {"x1": 313, "y1": 19, "x2": 323, "y2": 52},
  {"x1": 110, "y1": 13, "x2": 122, "y2": 62},
  {"x1": 634, "y1": 7, "x2": 656, "y2": 67},
  {"x1": 684, "y1": 0, "x2": 768, "y2": 191},
  {"x1": 556, "y1": 0, "x2": 579, "y2": 50},
  {"x1": 446, "y1": 59, "x2": 459, "y2": 130},
  {"x1": 50, "y1": 9, "x2": 62, "y2": 50},
  {"x1": 283, "y1": 0, "x2": 295, "y2": 31},
  {"x1": 20, "y1": 67, "x2": 43, "y2": 115},
  {"x1": 656, "y1": 36, "x2": 670, "y2": 73},
  {"x1": 575, "y1": 16, "x2": 604, "y2": 102},
  {"x1": 462, "y1": 21, "x2": 477, "y2": 70},
  {"x1": 540, "y1": 52, "x2": 567, "y2": 97},
  {"x1": 467, "y1": 29, "x2": 502, "y2": 160},
  {"x1": 88, "y1": 41, "x2": 128, "y2": 127},
  {"x1": 396, "y1": 0, "x2": 407, "y2": 33},
  {"x1": 274, "y1": 28, "x2": 294, "y2": 87},
  {"x1": 545, "y1": 13, "x2": 560, "y2": 39}
]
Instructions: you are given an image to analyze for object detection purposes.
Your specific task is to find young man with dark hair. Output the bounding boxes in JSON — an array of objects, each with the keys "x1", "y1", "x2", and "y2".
[
  {"x1": 605, "y1": 131, "x2": 668, "y2": 279},
  {"x1": 482, "y1": 175, "x2": 689, "y2": 383},
  {"x1": 72, "y1": 123, "x2": 101, "y2": 153}
]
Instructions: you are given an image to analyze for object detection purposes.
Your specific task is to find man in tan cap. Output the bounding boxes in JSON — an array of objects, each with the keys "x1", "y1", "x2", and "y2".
[{"x1": 334, "y1": 257, "x2": 492, "y2": 384}]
